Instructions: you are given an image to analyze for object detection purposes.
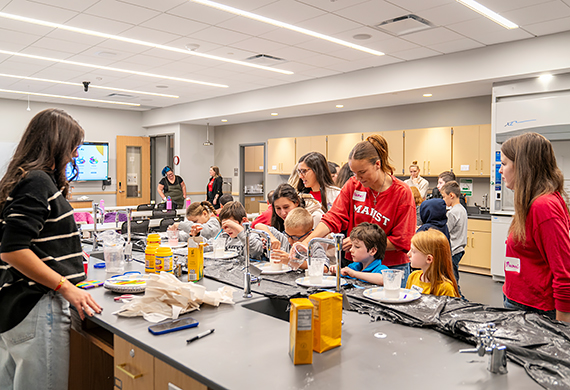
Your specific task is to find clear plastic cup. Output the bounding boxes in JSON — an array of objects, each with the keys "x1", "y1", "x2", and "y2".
[
  {"x1": 104, "y1": 245, "x2": 124, "y2": 274},
  {"x1": 382, "y1": 269, "x2": 404, "y2": 299},
  {"x1": 167, "y1": 229, "x2": 179, "y2": 246},
  {"x1": 269, "y1": 251, "x2": 283, "y2": 271},
  {"x1": 308, "y1": 258, "x2": 325, "y2": 285},
  {"x1": 213, "y1": 238, "x2": 225, "y2": 257},
  {"x1": 289, "y1": 243, "x2": 308, "y2": 271}
]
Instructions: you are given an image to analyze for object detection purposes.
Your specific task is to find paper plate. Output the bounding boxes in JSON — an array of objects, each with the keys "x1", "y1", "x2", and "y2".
[
  {"x1": 295, "y1": 276, "x2": 348, "y2": 288},
  {"x1": 204, "y1": 250, "x2": 239, "y2": 260},
  {"x1": 104, "y1": 273, "x2": 152, "y2": 293},
  {"x1": 363, "y1": 287, "x2": 421, "y2": 303},
  {"x1": 254, "y1": 262, "x2": 292, "y2": 275},
  {"x1": 164, "y1": 242, "x2": 187, "y2": 249}
]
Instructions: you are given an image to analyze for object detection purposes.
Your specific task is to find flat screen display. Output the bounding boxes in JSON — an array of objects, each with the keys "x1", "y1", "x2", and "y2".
[{"x1": 66, "y1": 142, "x2": 109, "y2": 181}]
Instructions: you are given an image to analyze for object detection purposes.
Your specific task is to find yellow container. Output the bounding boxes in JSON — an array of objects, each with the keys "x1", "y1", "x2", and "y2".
[
  {"x1": 187, "y1": 242, "x2": 205, "y2": 281},
  {"x1": 309, "y1": 291, "x2": 342, "y2": 353},
  {"x1": 155, "y1": 246, "x2": 173, "y2": 273},
  {"x1": 289, "y1": 298, "x2": 313, "y2": 365},
  {"x1": 146, "y1": 233, "x2": 161, "y2": 246},
  {"x1": 145, "y1": 244, "x2": 159, "y2": 273}
]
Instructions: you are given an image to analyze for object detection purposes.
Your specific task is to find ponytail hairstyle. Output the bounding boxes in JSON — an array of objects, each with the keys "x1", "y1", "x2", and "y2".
[
  {"x1": 0, "y1": 108, "x2": 84, "y2": 213},
  {"x1": 271, "y1": 183, "x2": 303, "y2": 231},
  {"x1": 501, "y1": 132, "x2": 568, "y2": 243},
  {"x1": 296, "y1": 152, "x2": 335, "y2": 212},
  {"x1": 186, "y1": 201, "x2": 217, "y2": 221},
  {"x1": 348, "y1": 134, "x2": 394, "y2": 175},
  {"x1": 411, "y1": 229, "x2": 459, "y2": 297},
  {"x1": 409, "y1": 161, "x2": 420, "y2": 171}
]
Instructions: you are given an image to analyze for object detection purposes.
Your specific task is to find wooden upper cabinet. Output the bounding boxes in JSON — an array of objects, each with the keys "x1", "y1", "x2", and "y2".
[
  {"x1": 327, "y1": 133, "x2": 362, "y2": 167},
  {"x1": 382, "y1": 130, "x2": 404, "y2": 176},
  {"x1": 268, "y1": 137, "x2": 296, "y2": 175},
  {"x1": 404, "y1": 127, "x2": 452, "y2": 176},
  {"x1": 453, "y1": 125, "x2": 491, "y2": 177},
  {"x1": 295, "y1": 135, "x2": 327, "y2": 160},
  {"x1": 244, "y1": 145, "x2": 264, "y2": 172}
]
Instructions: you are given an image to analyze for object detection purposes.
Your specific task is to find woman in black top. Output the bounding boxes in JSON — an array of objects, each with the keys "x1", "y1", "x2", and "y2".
[
  {"x1": 158, "y1": 166, "x2": 186, "y2": 209},
  {"x1": 206, "y1": 166, "x2": 223, "y2": 209},
  {"x1": 0, "y1": 108, "x2": 101, "y2": 389}
]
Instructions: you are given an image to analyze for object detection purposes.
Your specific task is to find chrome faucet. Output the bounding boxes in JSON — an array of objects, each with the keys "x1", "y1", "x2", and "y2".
[
  {"x1": 91, "y1": 202, "x2": 104, "y2": 251},
  {"x1": 308, "y1": 234, "x2": 344, "y2": 293},
  {"x1": 242, "y1": 222, "x2": 272, "y2": 298},
  {"x1": 460, "y1": 323, "x2": 508, "y2": 374},
  {"x1": 116, "y1": 208, "x2": 133, "y2": 261}
]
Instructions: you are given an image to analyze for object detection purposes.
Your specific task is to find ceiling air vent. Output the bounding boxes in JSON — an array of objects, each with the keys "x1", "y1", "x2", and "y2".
[
  {"x1": 107, "y1": 93, "x2": 135, "y2": 99},
  {"x1": 373, "y1": 14, "x2": 434, "y2": 36},
  {"x1": 245, "y1": 54, "x2": 287, "y2": 67}
]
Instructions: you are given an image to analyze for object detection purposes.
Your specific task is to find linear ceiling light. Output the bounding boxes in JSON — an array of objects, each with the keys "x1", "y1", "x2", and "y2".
[
  {"x1": 456, "y1": 0, "x2": 518, "y2": 29},
  {"x1": 190, "y1": 0, "x2": 385, "y2": 56},
  {"x1": 0, "y1": 88, "x2": 140, "y2": 106},
  {"x1": 0, "y1": 49, "x2": 228, "y2": 88},
  {"x1": 0, "y1": 12, "x2": 293, "y2": 75},
  {"x1": 0, "y1": 73, "x2": 179, "y2": 98}
]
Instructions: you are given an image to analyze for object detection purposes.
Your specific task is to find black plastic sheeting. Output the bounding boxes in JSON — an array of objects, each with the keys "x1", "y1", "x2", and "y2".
[{"x1": 202, "y1": 257, "x2": 570, "y2": 390}]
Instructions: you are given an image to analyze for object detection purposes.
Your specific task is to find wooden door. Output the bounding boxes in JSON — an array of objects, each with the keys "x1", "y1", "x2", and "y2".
[
  {"x1": 116, "y1": 136, "x2": 150, "y2": 207},
  {"x1": 254, "y1": 145, "x2": 264, "y2": 172},
  {"x1": 244, "y1": 146, "x2": 255, "y2": 172},
  {"x1": 452, "y1": 126, "x2": 479, "y2": 177},
  {"x1": 328, "y1": 133, "x2": 362, "y2": 167}
]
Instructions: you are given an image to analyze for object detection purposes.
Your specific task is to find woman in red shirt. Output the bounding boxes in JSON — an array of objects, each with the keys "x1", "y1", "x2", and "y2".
[
  {"x1": 303, "y1": 135, "x2": 416, "y2": 286},
  {"x1": 500, "y1": 132, "x2": 570, "y2": 323}
]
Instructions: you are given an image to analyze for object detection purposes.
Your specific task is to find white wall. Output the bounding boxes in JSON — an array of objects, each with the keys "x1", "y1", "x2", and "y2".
[{"x1": 179, "y1": 124, "x2": 215, "y2": 204}]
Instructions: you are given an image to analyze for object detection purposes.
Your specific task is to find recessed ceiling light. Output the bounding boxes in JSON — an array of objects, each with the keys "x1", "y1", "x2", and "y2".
[
  {"x1": 353, "y1": 34, "x2": 371, "y2": 40},
  {"x1": 0, "y1": 88, "x2": 140, "y2": 106},
  {"x1": 271, "y1": 113, "x2": 278, "y2": 116},
  {"x1": 0, "y1": 73, "x2": 179, "y2": 98},
  {"x1": 336, "y1": 104, "x2": 344, "y2": 108},
  {"x1": 0, "y1": 49, "x2": 228, "y2": 88},
  {"x1": 0, "y1": 11, "x2": 293, "y2": 75},
  {"x1": 539, "y1": 74, "x2": 553, "y2": 81},
  {"x1": 423, "y1": 93, "x2": 433, "y2": 97},
  {"x1": 221, "y1": 119, "x2": 228, "y2": 122},
  {"x1": 456, "y1": 0, "x2": 518, "y2": 29},
  {"x1": 185, "y1": 43, "x2": 200, "y2": 51},
  {"x1": 190, "y1": 0, "x2": 384, "y2": 56}
]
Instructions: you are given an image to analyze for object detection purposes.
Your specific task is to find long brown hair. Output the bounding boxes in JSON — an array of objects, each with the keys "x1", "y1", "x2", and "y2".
[
  {"x1": 501, "y1": 132, "x2": 568, "y2": 243},
  {"x1": 348, "y1": 134, "x2": 394, "y2": 175},
  {"x1": 271, "y1": 183, "x2": 302, "y2": 231},
  {"x1": 186, "y1": 201, "x2": 217, "y2": 219},
  {"x1": 410, "y1": 186, "x2": 423, "y2": 206},
  {"x1": 210, "y1": 166, "x2": 220, "y2": 178},
  {"x1": 0, "y1": 108, "x2": 84, "y2": 212},
  {"x1": 411, "y1": 229, "x2": 459, "y2": 297},
  {"x1": 296, "y1": 152, "x2": 335, "y2": 212}
]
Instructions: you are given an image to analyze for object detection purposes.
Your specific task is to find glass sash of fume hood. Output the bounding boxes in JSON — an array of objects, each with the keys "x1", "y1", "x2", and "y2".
[{"x1": 491, "y1": 150, "x2": 514, "y2": 215}]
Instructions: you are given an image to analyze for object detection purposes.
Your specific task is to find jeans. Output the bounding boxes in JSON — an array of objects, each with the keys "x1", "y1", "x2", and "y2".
[
  {"x1": 389, "y1": 262, "x2": 411, "y2": 288},
  {"x1": 0, "y1": 291, "x2": 71, "y2": 390},
  {"x1": 451, "y1": 251, "x2": 465, "y2": 298},
  {"x1": 503, "y1": 295, "x2": 556, "y2": 320}
]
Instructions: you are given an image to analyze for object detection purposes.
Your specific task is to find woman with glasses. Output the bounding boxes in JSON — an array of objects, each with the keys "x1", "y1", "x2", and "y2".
[
  {"x1": 158, "y1": 166, "x2": 186, "y2": 209},
  {"x1": 296, "y1": 152, "x2": 341, "y2": 212},
  {"x1": 302, "y1": 135, "x2": 416, "y2": 286}
]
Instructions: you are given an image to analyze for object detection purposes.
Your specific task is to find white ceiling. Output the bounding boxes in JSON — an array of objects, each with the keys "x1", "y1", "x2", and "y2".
[{"x1": 1, "y1": 0, "x2": 570, "y2": 120}]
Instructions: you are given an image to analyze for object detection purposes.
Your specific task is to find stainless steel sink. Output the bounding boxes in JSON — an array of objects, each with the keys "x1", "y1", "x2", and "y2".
[{"x1": 241, "y1": 297, "x2": 290, "y2": 322}]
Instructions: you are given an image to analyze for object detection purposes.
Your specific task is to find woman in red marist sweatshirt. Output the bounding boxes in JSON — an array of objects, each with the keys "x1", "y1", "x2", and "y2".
[{"x1": 303, "y1": 135, "x2": 416, "y2": 286}]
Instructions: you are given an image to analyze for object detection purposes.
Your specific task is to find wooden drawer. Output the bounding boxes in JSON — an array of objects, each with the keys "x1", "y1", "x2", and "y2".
[
  {"x1": 114, "y1": 335, "x2": 154, "y2": 390},
  {"x1": 467, "y1": 219, "x2": 491, "y2": 232}
]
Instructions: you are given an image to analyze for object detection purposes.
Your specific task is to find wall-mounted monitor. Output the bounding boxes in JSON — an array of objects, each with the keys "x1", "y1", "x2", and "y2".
[{"x1": 66, "y1": 142, "x2": 109, "y2": 181}]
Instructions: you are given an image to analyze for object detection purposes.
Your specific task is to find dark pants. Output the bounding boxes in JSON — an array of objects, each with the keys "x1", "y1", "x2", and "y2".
[
  {"x1": 451, "y1": 251, "x2": 465, "y2": 298},
  {"x1": 503, "y1": 295, "x2": 556, "y2": 320}
]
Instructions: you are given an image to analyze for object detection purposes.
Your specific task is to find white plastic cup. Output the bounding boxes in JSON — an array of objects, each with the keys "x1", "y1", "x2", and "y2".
[
  {"x1": 382, "y1": 269, "x2": 404, "y2": 299},
  {"x1": 167, "y1": 229, "x2": 179, "y2": 246},
  {"x1": 213, "y1": 238, "x2": 225, "y2": 257},
  {"x1": 308, "y1": 258, "x2": 325, "y2": 285},
  {"x1": 269, "y1": 252, "x2": 283, "y2": 271},
  {"x1": 104, "y1": 245, "x2": 124, "y2": 274}
]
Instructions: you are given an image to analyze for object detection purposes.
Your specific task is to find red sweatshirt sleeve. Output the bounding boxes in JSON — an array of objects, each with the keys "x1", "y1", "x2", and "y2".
[
  {"x1": 386, "y1": 185, "x2": 415, "y2": 253},
  {"x1": 321, "y1": 179, "x2": 353, "y2": 233}
]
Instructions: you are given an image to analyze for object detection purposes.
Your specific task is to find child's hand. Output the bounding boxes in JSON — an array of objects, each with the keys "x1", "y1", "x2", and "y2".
[
  {"x1": 190, "y1": 225, "x2": 203, "y2": 237},
  {"x1": 270, "y1": 236, "x2": 281, "y2": 250},
  {"x1": 329, "y1": 265, "x2": 337, "y2": 275},
  {"x1": 270, "y1": 249, "x2": 289, "y2": 265},
  {"x1": 167, "y1": 223, "x2": 179, "y2": 231},
  {"x1": 221, "y1": 219, "x2": 243, "y2": 236},
  {"x1": 340, "y1": 267, "x2": 354, "y2": 277}
]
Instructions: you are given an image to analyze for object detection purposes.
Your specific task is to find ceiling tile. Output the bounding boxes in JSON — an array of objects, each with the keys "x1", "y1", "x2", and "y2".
[
  {"x1": 65, "y1": 13, "x2": 133, "y2": 35},
  {"x1": 28, "y1": 0, "x2": 99, "y2": 12},
  {"x1": 229, "y1": 37, "x2": 287, "y2": 54},
  {"x1": 334, "y1": 26, "x2": 394, "y2": 44},
  {"x1": 140, "y1": 14, "x2": 210, "y2": 37},
  {"x1": 391, "y1": 46, "x2": 442, "y2": 61},
  {"x1": 120, "y1": 26, "x2": 181, "y2": 45},
  {"x1": 2, "y1": 0, "x2": 78, "y2": 23},
  {"x1": 22, "y1": 46, "x2": 76, "y2": 60},
  {"x1": 253, "y1": 0, "x2": 325, "y2": 24},
  {"x1": 201, "y1": 46, "x2": 257, "y2": 62},
  {"x1": 428, "y1": 37, "x2": 484, "y2": 54},
  {"x1": 298, "y1": 67, "x2": 341, "y2": 78},
  {"x1": 326, "y1": 46, "x2": 375, "y2": 62},
  {"x1": 386, "y1": 0, "x2": 451, "y2": 13},
  {"x1": 166, "y1": 37, "x2": 223, "y2": 55},
  {"x1": 325, "y1": 54, "x2": 402, "y2": 72},
  {"x1": 45, "y1": 29, "x2": 107, "y2": 47},
  {"x1": 268, "y1": 45, "x2": 320, "y2": 62},
  {"x1": 298, "y1": 53, "x2": 348, "y2": 68},
  {"x1": 335, "y1": 1, "x2": 410, "y2": 26},
  {"x1": 297, "y1": 13, "x2": 362, "y2": 36},
  {"x1": 0, "y1": 17, "x2": 54, "y2": 36},
  {"x1": 117, "y1": 0, "x2": 187, "y2": 13},
  {"x1": 84, "y1": 0, "x2": 159, "y2": 25},
  {"x1": 503, "y1": 1, "x2": 570, "y2": 26},
  {"x1": 121, "y1": 53, "x2": 175, "y2": 69},
  {"x1": 189, "y1": 26, "x2": 252, "y2": 46},
  {"x1": 296, "y1": 0, "x2": 369, "y2": 13},
  {"x1": 416, "y1": 2, "x2": 479, "y2": 26},
  {"x1": 258, "y1": 28, "x2": 313, "y2": 46},
  {"x1": 0, "y1": 28, "x2": 42, "y2": 48},
  {"x1": 30, "y1": 66, "x2": 90, "y2": 81},
  {"x1": 133, "y1": 47, "x2": 189, "y2": 62},
  {"x1": 524, "y1": 15, "x2": 570, "y2": 35},
  {"x1": 29, "y1": 37, "x2": 92, "y2": 55},
  {"x1": 371, "y1": 36, "x2": 420, "y2": 54},
  {"x1": 448, "y1": 18, "x2": 534, "y2": 44},
  {"x1": 216, "y1": 16, "x2": 278, "y2": 37},
  {"x1": 403, "y1": 27, "x2": 465, "y2": 46},
  {"x1": 216, "y1": 0, "x2": 277, "y2": 12},
  {"x1": 476, "y1": 0, "x2": 554, "y2": 13},
  {"x1": 296, "y1": 38, "x2": 349, "y2": 55},
  {"x1": 167, "y1": 2, "x2": 235, "y2": 25}
]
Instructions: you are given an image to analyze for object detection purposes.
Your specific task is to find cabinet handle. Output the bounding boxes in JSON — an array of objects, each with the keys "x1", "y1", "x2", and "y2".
[
  {"x1": 428, "y1": 161, "x2": 430, "y2": 173},
  {"x1": 480, "y1": 160, "x2": 483, "y2": 170},
  {"x1": 116, "y1": 363, "x2": 143, "y2": 379},
  {"x1": 472, "y1": 237, "x2": 475, "y2": 247},
  {"x1": 423, "y1": 161, "x2": 426, "y2": 172},
  {"x1": 475, "y1": 160, "x2": 478, "y2": 170}
]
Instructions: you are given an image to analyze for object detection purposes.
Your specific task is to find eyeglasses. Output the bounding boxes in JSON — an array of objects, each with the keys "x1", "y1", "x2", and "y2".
[
  {"x1": 283, "y1": 229, "x2": 313, "y2": 242},
  {"x1": 297, "y1": 168, "x2": 312, "y2": 176}
]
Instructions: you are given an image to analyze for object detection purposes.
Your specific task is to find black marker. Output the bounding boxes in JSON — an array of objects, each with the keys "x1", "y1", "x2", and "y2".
[{"x1": 186, "y1": 329, "x2": 215, "y2": 343}]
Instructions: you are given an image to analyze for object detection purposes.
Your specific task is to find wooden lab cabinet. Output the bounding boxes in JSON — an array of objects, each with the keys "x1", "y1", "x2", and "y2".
[
  {"x1": 268, "y1": 137, "x2": 296, "y2": 175},
  {"x1": 404, "y1": 127, "x2": 451, "y2": 176},
  {"x1": 460, "y1": 219, "x2": 492, "y2": 275},
  {"x1": 295, "y1": 135, "x2": 327, "y2": 160},
  {"x1": 244, "y1": 195, "x2": 264, "y2": 213},
  {"x1": 362, "y1": 131, "x2": 404, "y2": 175},
  {"x1": 244, "y1": 145, "x2": 264, "y2": 172},
  {"x1": 154, "y1": 358, "x2": 207, "y2": 390},
  {"x1": 327, "y1": 133, "x2": 362, "y2": 167},
  {"x1": 452, "y1": 124, "x2": 491, "y2": 177}
]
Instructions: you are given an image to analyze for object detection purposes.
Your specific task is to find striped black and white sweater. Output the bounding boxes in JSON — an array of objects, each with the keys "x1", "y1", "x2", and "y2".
[{"x1": 0, "y1": 170, "x2": 84, "y2": 332}]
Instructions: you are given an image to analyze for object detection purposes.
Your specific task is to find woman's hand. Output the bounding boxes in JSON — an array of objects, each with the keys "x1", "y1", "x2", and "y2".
[
  {"x1": 342, "y1": 237, "x2": 352, "y2": 251},
  {"x1": 59, "y1": 281, "x2": 102, "y2": 321}
]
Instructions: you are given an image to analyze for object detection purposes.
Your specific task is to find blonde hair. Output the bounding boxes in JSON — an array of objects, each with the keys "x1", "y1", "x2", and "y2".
[
  {"x1": 210, "y1": 166, "x2": 220, "y2": 177},
  {"x1": 411, "y1": 229, "x2": 459, "y2": 297},
  {"x1": 348, "y1": 134, "x2": 394, "y2": 175},
  {"x1": 410, "y1": 186, "x2": 423, "y2": 206},
  {"x1": 409, "y1": 161, "x2": 420, "y2": 171},
  {"x1": 284, "y1": 207, "x2": 313, "y2": 233}
]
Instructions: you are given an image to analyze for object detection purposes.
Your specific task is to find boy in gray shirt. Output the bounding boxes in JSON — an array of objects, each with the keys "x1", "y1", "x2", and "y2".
[{"x1": 442, "y1": 181, "x2": 468, "y2": 297}]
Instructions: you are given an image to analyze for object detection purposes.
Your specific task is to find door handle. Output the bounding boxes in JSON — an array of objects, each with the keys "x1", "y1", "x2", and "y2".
[
  {"x1": 116, "y1": 363, "x2": 143, "y2": 379},
  {"x1": 118, "y1": 190, "x2": 125, "y2": 193}
]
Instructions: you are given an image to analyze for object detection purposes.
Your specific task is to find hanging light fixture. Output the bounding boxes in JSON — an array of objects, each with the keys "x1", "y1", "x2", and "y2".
[{"x1": 203, "y1": 122, "x2": 213, "y2": 146}]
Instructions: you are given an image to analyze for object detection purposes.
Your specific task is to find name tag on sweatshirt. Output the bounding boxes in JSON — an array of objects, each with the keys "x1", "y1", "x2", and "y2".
[
  {"x1": 353, "y1": 190, "x2": 366, "y2": 202},
  {"x1": 504, "y1": 257, "x2": 521, "y2": 273}
]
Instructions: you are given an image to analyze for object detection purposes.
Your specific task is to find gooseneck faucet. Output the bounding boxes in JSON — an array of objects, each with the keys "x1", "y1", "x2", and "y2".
[
  {"x1": 116, "y1": 208, "x2": 133, "y2": 261},
  {"x1": 308, "y1": 233, "x2": 344, "y2": 293},
  {"x1": 242, "y1": 222, "x2": 272, "y2": 298},
  {"x1": 460, "y1": 323, "x2": 508, "y2": 374},
  {"x1": 91, "y1": 202, "x2": 104, "y2": 251}
]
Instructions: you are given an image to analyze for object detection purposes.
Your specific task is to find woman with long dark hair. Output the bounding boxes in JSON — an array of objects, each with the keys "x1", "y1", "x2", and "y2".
[
  {"x1": 206, "y1": 166, "x2": 223, "y2": 209},
  {"x1": 296, "y1": 152, "x2": 340, "y2": 212},
  {"x1": 500, "y1": 132, "x2": 570, "y2": 322},
  {"x1": 270, "y1": 184, "x2": 323, "y2": 232},
  {"x1": 0, "y1": 109, "x2": 101, "y2": 388}
]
